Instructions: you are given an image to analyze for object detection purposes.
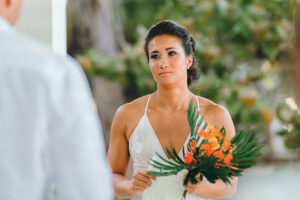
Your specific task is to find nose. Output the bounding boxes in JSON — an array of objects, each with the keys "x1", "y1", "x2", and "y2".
[{"x1": 158, "y1": 55, "x2": 169, "y2": 69}]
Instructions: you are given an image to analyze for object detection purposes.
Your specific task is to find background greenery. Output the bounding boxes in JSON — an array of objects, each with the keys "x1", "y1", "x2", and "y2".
[{"x1": 74, "y1": 0, "x2": 300, "y2": 153}]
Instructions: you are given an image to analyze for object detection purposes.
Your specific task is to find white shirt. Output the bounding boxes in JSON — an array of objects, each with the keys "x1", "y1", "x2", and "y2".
[{"x1": 0, "y1": 17, "x2": 113, "y2": 200}]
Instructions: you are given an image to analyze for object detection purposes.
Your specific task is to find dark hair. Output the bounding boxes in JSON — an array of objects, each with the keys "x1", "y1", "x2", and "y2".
[{"x1": 144, "y1": 20, "x2": 200, "y2": 87}]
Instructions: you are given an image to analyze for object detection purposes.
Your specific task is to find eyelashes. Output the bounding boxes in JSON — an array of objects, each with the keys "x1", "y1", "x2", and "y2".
[
  {"x1": 150, "y1": 54, "x2": 159, "y2": 59},
  {"x1": 168, "y1": 51, "x2": 177, "y2": 56},
  {"x1": 150, "y1": 51, "x2": 177, "y2": 60}
]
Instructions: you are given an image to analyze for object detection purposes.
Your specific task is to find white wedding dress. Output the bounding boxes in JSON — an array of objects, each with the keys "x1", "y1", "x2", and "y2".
[{"x1": 129, "y1": 95, "x2": 208, "y2": 200}]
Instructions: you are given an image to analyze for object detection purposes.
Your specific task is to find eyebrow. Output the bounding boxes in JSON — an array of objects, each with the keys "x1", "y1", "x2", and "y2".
[{"x1": 150, "y1": 47, "x2": 176, "y2": 54}]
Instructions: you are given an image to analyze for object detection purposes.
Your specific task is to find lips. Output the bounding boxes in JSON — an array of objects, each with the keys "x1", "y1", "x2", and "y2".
[{"x1": 159, "y1": 72, "x2": 172, "y2": 76}]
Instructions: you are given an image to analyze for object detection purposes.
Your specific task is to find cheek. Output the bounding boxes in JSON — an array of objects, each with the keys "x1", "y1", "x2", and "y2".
[
  {"x1": 171, "y1": 56, "x2": 187, "y2": 68},
  {"x1": 172, "y1": 58, "x2": 188, "y2": 73},
  {"x1": 149, "y1": 63, "x2": 158, "y2": 80},
  {"x1": 149, "y1": 62, "x2": 156, "y2": 73}
]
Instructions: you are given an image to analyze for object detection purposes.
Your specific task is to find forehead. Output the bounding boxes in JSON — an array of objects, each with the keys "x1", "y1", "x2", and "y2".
[{"x1": 148, "y1": 34, "x2": 183, "y2": 52}]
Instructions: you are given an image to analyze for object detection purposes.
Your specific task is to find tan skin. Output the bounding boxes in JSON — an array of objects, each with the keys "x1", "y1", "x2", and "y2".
[
  {"x1": 0, "y1": 0, "x2": 24, "y2": 25},
  {"x1": 108, "y1": 34, "x2": 238, "y2": 199}
]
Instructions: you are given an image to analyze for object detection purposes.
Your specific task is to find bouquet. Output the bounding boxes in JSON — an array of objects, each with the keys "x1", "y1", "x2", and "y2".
[{"x1": 148, "y1": 99, "x2": 263, "y2": 198}]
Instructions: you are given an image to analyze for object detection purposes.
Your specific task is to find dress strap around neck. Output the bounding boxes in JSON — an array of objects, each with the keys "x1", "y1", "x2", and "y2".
[
  {"x1": 195, "y1": 95, "x2": 200, "y2": 111},
  {"x1": 144, "y1": 95, "x2": 151, "y2": 115}
]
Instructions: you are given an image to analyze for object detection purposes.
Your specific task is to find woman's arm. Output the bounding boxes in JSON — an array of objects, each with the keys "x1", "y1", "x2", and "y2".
[
  {"x1": 107, "y1": 104, "x2": 154, "y2": 198},
  {"x1": 186, "y1": 104, "x2": 238, "y2": 199}
]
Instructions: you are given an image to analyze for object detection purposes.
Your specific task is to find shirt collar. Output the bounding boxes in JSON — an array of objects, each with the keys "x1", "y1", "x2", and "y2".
[{"x1": 0, "y1": 15, "x2": 13, "y2": 32}]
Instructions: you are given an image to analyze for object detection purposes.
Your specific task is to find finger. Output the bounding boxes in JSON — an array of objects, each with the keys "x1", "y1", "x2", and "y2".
[
  {"x1": 185, "y1": 186, "x2": 196, "y2": 194},
  {"x1": 186, "y1": 182, "x2": 197, "y2": 188},
  {"x1": 148, "y1": 174, "x2": 156, "y2": 180},
  {"x1": 134, "y1": 174, "x2": 152, "y2": 185},
  {"x1": 135, "y1": 173, "x2": 152, "y2": 184},
  {"x1": 131, "y1": 185, "x2": 146, "y2": 195},
  {"x1": 138, "y1": 170, "x2": 154, "y2": 180},
  {"x1": 145, "y1": 171, "x2": 156, "y2": 180},
  {"x1": 196, "y1": 174, "x2": 202, "y2": 183},
  {"x1": 138, "y1": 169, "x2": 151, "y2": 176},
  {"x1": 134, "y1": 179, "x2": 152, "y2": 188}
]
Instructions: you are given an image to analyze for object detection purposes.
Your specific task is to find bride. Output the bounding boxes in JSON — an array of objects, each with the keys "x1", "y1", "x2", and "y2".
[{"x1": 108, "y1": 20, "x2": 238, "y2": 200}]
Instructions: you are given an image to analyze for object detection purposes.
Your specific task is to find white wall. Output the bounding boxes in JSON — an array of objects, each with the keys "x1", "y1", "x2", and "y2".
[{"x1": 15, "y1": 0, "x2": 52, "y2": 47}]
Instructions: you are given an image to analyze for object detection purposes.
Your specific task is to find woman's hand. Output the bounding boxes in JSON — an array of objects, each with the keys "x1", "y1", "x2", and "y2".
[
  {"x1": 128, "y1": 169, "x2": 156, "y2": 196},
  {"x1": 184, "y1": 174, "x2": 203, "y2": 195}
]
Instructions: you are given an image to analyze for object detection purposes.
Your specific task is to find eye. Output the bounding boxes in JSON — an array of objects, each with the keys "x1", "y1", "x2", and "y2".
[
  {"x1": 150, "y1": 54, "x2": 159, "y2": 59},
  {"x1": 168, "y1": 51, "x2": 177, "y2": 56}
]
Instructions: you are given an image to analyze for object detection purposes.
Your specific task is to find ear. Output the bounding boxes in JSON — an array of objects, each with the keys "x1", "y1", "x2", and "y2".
[
  {"x1": 186, "y1": 55, "x2": 193, "y2": 69},
  {"x1": 7, "y1": 0, "x2": 13, "y2": 6},
  {"x1": 1, "y1": 0, "x2": 23, "y2": 24}
]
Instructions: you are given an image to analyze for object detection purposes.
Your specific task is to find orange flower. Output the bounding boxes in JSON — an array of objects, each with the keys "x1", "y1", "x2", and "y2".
[
  {"x1": 222, "y1": 137, "x2": 231, "y2": 151},
  {"x1": 213, "y1": 150, "x2": 224, "y2": 160},
  {"x1": 185, "y1": 152, "x2": 193, "y2": 158},
  {"x1": 184, "y1": 152, "x2": 196, "y2": 165},
  {"x1": 207, "y1": 125, "x2": 214, "y2": 132},
  {"x1": 204, "y1": 131, "x2": 214, "y2": 139},
  {"x1": 197, "y1": 130, "x2": 205, "y2": 137},
  {"x1": 184, "y1": 156, "x2": 192, "y2": 165},
  {"x1": 212, "y1": 128, "x2": 222, "y2": 139},
  {"x1": 191, "y1": 158, "x2": 196, "y2": 164},
  {"x1": 189, "y1": 140, "x2": 197, "y2": 152},
  {"x1": 224, "y1": 154, "x2": 233, "y2": 164},
  {"x1": 201, "y1": 143, "x2": 213, "y2": 157},
  {"x1": 198, "y1": 129, "x2": 214, "y2": 140},
  {"x1": 190, "y1": 140, "x2": 197, "y2": 147},
  {"x1": 188, "y1": 146, "x2": 195, "y2": 152},
  {"x1": 208, "y1": 137, "x2": 220, "y2": 150}
]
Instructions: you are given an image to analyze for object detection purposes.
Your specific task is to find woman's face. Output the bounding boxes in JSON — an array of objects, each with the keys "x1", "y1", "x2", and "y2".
[{"x1": 147, "y1": 34, "x2": 193, "y2": 87}]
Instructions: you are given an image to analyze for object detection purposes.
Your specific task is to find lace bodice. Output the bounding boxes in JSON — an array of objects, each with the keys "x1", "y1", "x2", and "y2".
[{"x1": 128, "y1": 95, "x2": 207, "y2": 200}]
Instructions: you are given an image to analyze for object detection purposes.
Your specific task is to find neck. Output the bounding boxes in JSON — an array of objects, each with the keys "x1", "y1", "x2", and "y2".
[{"x1": 154, "y1": 83, "x2": 193, "y2": 112}]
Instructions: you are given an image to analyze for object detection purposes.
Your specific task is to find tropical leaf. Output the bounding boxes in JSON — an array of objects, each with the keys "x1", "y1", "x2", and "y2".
[
  {"x1": 154, "y1": 153, "x2": 182, "y2": 168},
  {"x1": 236, "y1": 143, "x2": 264, "y2": 158},
  {"x1": 172, "y1": 149, "x2": 185, "y2": 165}
]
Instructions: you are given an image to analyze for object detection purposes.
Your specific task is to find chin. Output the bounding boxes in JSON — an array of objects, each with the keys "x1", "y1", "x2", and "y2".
[{"x1": 157, "y1": 79, "x2": 181, "y2": 88}]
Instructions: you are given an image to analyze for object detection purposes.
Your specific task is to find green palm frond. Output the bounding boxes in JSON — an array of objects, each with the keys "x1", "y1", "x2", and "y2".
[
  {"x1": 231, "y1": 130, "x2": 263, "y2": 169},
  {"x1": 187, "y1": 99, "x2": 201, "y2": 137},
  {"x1": 231, "y1": 130, "x2": 245, "y2": 144},
  {"x1": 154, "y1": 152, "x2": 182, "y2": 168},
  {"x1": 236, "y1": 143, "x2": 264, "y2": 158},
  {"x1": 172, "y1": 149, "x2": 185, "y2": 165},
  {"x1": 149, "y1": 171, "x2": 180, "y2": 176},
  {"x1": 166, "y1": 147, "x2": 183, "y2": 165}
]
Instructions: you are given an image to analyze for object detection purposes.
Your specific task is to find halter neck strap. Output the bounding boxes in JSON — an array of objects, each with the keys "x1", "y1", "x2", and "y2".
[
  {"x1": 144, "y1": 95, "x2": 151, "y2": 115},
  {"x1": 194, "y1": 95, "x2": 200, "y2": 111}
]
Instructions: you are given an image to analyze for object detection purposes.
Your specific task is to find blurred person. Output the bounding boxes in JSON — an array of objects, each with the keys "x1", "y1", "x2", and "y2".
[
  {"x1": 0, "y1": 0, "x2": 113, "y2": 199},
  {"x1": 108, "y1": 20, "x2": 237, "y2": 200}
]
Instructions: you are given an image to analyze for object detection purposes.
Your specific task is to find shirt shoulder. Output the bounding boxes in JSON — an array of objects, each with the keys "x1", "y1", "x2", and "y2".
[
  {"x1": 0, "y1": 27, "x2": 80, "y2": 73},
  {"x1": 0, "y1": 28, "x2": 85, "y2": 87}
]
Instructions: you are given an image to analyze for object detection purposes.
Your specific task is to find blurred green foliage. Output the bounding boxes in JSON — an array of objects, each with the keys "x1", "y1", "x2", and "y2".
[
  {"x1": 276, "y1": 102, "x2": 300, "y2": 149},
  {"x1": 77, "y1": 0, "x2": 299, "y2": 149}
]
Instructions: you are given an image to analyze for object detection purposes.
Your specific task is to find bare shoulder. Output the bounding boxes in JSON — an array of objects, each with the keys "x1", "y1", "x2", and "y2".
[
  {"x1": 195, "y1": 95, "x2": 236, "y2": 139},
  {"x1": 113, "y1": 95, "x2": 151, "y2": 139},
  {"x1": 115, "y1": 95, "x2": 149, "y2": 118}
]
